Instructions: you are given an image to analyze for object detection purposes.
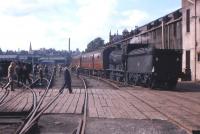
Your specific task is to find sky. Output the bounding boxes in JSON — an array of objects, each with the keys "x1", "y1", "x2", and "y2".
[{"x1": 0, "y1": 0, "x2": 181, "y2": 52}]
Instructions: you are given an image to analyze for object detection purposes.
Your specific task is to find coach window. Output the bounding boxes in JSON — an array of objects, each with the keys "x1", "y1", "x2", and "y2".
[
  {"x1": 173, "y1": 23, "x2": 177, "y2": 37},
  {"x1": 186, "y1": 9, "x2": 190, "y2": 33}
]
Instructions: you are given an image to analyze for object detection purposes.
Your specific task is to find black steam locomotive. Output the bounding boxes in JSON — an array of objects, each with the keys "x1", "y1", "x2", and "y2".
[
  {"x1": 72, "y1": 43, "x2": 182, "y2": 89},
  {"x1": 109, "y1": 44, "x2": 182, "y2": 89}
]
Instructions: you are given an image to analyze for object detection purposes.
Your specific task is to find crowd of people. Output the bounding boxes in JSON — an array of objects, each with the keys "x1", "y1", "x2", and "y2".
[
  {"x1": 1, "y1": 61, "x2": 50, "y2": 91},
  {"x1": 1, "y1": 61, "x2": 73, "y2": 94},
  {"x1": 1, "y1": 61, "x2": 33, "y2": 91}
]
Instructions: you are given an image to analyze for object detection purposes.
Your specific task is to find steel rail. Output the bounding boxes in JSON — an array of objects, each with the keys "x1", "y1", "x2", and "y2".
[
  {"x1": 16, "y1": 69, "x2": 55, "y2": 134},
  {"x1": 0, "y1": 78, "x2": 40, "y2": 107},
  {"x1": 0, "y1": 79, "x2": 40, "y2": 108},
  {"x1": 0, "y1": 80, "x2": 11, "y2": 105},
  {"x1": 70, "y1": 75, "x2": 88, "y2": 134},
  {"x1": 94, "y1": 76, "x2": 194, "y2": 134},
  {"x1": 20, "y1": 92, "x2": 61, "y2": 134},
  {"x1": 13, "y1": 79, "x2": 40, "y2": 134},
  {"x1": 80, "y1": 77, "x2": 88, "y2": 134},
  {"x1": 18, "y1": 69, "x2": 60, "y2": 134},
  {"x1": 20, "y1": 71, "x2": 87, "y2": 134},
  {"x1": 0, "y1": 89, "x2": 10, "y2": 105}
]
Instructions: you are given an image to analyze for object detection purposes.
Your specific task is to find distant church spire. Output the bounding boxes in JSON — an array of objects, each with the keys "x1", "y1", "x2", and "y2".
[{"x1": 29, "y1": 42, "x2": 32, "y2": 52}]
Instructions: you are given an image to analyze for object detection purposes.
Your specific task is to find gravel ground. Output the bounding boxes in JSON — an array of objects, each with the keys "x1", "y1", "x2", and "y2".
[
  {"x1": 176, "y1": 81, "x2": 200, "y2": 92},
  {"x1": 35, "y1": 114, "x2": 82, "y2": 134},
  {"x1": 0, "y1": 123, "x2": 20, "y2": 134},
  {"x1": 85, "y1": 77, "x2": 115, "y2": 89},
  {"x1": 85, "y1": 118, "x2": 188, "y2": 134}
]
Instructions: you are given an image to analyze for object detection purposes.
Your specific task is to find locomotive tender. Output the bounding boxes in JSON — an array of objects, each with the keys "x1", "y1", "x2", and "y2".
[{"x1": 71, "y1": 43, "x2": 182, "y2": 89}]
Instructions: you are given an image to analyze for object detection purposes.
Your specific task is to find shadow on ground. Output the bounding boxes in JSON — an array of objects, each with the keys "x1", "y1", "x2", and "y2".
[{"x1": 86, "y1": 118, "x2": 188, "y2": 134}]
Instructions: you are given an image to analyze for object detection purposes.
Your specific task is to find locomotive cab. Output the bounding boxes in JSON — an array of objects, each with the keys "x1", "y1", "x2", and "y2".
[{"x1": 152, "y1": 49, "x2": 182, "y2": 88}]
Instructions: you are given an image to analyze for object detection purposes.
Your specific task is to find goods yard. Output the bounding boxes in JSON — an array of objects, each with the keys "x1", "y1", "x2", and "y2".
[{"x1": 0, "y1": 70, "x2": 199, "y2": 134}]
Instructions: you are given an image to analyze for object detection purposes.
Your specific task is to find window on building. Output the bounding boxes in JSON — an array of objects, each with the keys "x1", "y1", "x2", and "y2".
[
  {"x1": 186, "y1": 9, "x2": 190, "y2": 32},
  {"x1": 173, "y1": 23, "x2": 177, "y2": 37},
  {"x1": 198, "y1": 53, "x2": 200, "y2": 61}
]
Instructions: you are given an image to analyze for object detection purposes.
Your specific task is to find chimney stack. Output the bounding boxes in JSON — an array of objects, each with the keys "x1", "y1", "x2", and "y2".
[{"x1": 68, "y1": 38, "x2": 70, "y2": 52}]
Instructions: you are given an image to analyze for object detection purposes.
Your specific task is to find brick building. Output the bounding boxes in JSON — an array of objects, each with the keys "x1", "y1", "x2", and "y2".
[{"x1": 182, "y1": 0, "x2": 200, "y2": 81}]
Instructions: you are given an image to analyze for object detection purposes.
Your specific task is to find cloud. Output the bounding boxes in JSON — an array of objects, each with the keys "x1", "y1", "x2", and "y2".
[
  {"x1": 68, "y1": 0, "x2": 117, "y2": 50},
  {"x1": 0, "y1": 0, "x2": 70, "y2": 17},
  {"x1": 0, "y1": 0, "x2": 74, "y2": 51},
  {"x1": 0, "y1": 0, "x2": 174, "y2": 52},
  {"x1": 0, "y1": 0, "x2": 119, "y2": 51},
  {"x1": 118, "y1": 9, "x2": 150, "y2": 30}
]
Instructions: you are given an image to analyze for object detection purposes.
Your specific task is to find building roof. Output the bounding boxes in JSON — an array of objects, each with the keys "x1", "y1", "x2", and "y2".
[{"x1": 0, "y1": 55, "x2": 18, "y2": 59}]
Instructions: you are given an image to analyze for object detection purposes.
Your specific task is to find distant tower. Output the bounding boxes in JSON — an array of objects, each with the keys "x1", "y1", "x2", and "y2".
[
  {"x1": 29, "y1": 42, "x2": 32, "y2": 52},
  {"x1": 68, "y1": 38, "x2": 71, "y2": 52},
  {"x1": 109, "y1": 30, "x2": 112, "y2": 42}
]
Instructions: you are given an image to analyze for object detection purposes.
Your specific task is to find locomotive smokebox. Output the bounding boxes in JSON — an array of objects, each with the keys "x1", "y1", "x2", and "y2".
[{"x1": 109, "y1": 50, "x2": 123, "y2": 65}]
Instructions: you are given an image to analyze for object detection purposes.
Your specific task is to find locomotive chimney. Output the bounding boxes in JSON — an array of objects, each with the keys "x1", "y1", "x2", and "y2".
[{"x1": 68, "y1": 38, "x2": 70, "y2": 52}]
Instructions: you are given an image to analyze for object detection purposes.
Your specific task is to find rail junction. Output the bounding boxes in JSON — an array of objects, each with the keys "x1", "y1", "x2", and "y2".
[{"x1": 0, "y1": 70, "x2": 200, "y2": 134}]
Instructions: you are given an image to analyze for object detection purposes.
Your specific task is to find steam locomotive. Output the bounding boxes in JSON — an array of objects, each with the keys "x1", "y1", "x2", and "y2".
[{"x1": 71, "y1": 43, "x2": 182, "y2": 89}]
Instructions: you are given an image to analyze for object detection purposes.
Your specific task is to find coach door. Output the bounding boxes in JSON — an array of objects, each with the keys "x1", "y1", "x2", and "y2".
[{"x1": 92, "y1": 54, "x2": 94, "y2": 75}]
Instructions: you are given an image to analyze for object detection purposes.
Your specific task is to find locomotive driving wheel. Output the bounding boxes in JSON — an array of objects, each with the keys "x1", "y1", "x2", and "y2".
[
  {"x1": 133, "y1": 75, "x2": 139, "y2": 86},
  {"x1": 150, "y1": 78, "x2": 157, "y2": 89},
  {"x1": 166, "y1": 80, "x2": 177, "y2": 89}
]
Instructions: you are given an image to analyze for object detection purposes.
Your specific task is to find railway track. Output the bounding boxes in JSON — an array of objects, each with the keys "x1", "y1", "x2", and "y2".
[
  {"x1": 0, "y1": 88, "x2": 10, "y2": 105},
  {"x1": 0, "y1": 79, "x2": 11, "y2": 105},
  {"x1": 0, "y1": 67, "x2": 60, "y2": 134},
  {"x1": 90, "y1": 76, "x2": 198, "y2": 134},
  {"x1": 15, "y1": 68, "x2": 87, "y2": 134},
  {"x1": 0, "y1": 79, "x2": 40, "y2": 134},
  {"x1": 73, "y1": 75, "x2": 88, "y2": 134},
  {"x1": 1, "y1": 70, "x2": 198, "y2": 134},
  {"x1": 15, "y1": 69, "x2": 56, "y2": 134}
]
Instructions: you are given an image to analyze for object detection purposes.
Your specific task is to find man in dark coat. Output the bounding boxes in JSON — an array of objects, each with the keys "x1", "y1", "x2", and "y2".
[
  {"x1": 76, "y1": 65, "x2": 80, "y2": 77},
  {"x1": 59, "y1": 66, "x2": 72, "y2": 94},
  {"x1": 39, "y1": 66, "x2": 43, "y2": 84},
  {"x1": 44, "y1": 65, "x2": 48, "y2": 78},
  {"x1": 15, "y1": 62, "x2": 22, "y2": 87}
]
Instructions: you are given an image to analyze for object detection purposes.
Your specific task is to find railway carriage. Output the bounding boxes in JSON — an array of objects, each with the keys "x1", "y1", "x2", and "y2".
[
  {"x1": 92, "y1": 50, "x2": 104, "y2": 76},
  {"x1": 81, "y1": 52, "x2": 94, "y2": 74},
  {"x1": 71, "y1": 55, "x2": 81, "y2": 71},
  {"x1": 71, "y1": 47, "x2": 115, "y2": 77}
]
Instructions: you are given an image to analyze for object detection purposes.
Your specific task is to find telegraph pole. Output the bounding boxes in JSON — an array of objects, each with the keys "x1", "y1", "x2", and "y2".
[{"x1": 68, "y1": 37, "x2": 71, "y2": 66}]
